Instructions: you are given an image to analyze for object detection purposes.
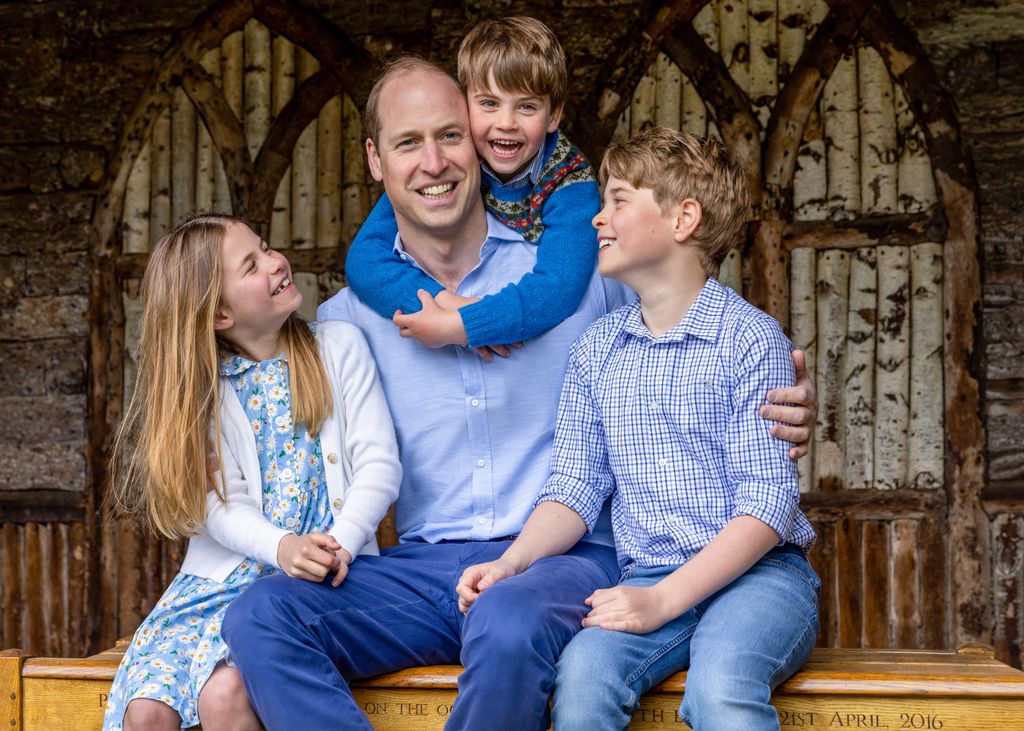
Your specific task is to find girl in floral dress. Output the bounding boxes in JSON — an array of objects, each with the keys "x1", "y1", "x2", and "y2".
[{"x1": 103, "y1": 214, "x2": 402, "y2": 730}]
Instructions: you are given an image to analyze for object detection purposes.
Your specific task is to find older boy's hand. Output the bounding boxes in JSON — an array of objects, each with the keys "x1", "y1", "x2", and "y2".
[
  {"x1": 456, "y1": 559, "x2": 518, "y2": 614},
  {"x1": 393, "y1": 290, "x2": 468, "y2": 348},
  {"x1": 582, "y1": 584, "x2": 676, "y2": 634},
  {"x1": 760, "y1": 349, "x2": 818, "y2": 459}
]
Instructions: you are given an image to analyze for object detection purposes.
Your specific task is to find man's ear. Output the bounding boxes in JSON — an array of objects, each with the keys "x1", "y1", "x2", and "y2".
[
  {"x1": 546, "y1": 104, "x2": 563, "y2": 133},
  {"x1": 673, "y1": 198, "x2": 703, "y2": 243},
  {"x1": 366, "y1": 137, "x2": 384, "y2": 182}
]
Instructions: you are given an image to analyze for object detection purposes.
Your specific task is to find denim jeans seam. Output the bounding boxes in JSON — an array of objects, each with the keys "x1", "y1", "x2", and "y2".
[
  {"x1": 767, "y1": 609, "x2": 819, "y2": 690},
  {"x1": 624, "y1": 623, "x2": 696, "y2": 686},
  {"x1": 761, "y1": 556, "x2": 821, "y2": 594}
]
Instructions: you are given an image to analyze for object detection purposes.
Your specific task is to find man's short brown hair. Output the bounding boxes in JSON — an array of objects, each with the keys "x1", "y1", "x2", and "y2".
[
  {"x1": 600, "y1": 127, "x2": 750, "y2": 274},
  {"x1": 364, "y1": 56, "x2": 457, "y2": 145},
  {"x1": 457, "y1": 16, "x2": 568, "y2": 112}
]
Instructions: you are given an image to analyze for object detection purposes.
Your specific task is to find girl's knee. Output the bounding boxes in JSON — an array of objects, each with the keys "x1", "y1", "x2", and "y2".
[
  {"x1": 199, "y1": 666, "x2": 259, "y2": 729},
  {"x1": 123, "y1": 697, "x2": 180, "y2": 731}
]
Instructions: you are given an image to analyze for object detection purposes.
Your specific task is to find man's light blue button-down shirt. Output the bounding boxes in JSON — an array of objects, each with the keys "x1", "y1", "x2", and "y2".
[{"x1": 318, "y1": 213, "x2": 631, "y2": 545}]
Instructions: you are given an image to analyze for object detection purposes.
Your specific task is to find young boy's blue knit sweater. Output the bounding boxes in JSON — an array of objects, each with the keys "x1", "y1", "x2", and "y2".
[{"x1": 344, "y1": 130, "x2": 600, "y2": 348}]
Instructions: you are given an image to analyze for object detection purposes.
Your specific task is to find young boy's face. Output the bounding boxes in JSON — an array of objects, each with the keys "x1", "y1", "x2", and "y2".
[
  {"x1": 593, "y1": 177, "x2": 678, "y2": 283},
  {"x1": 466, "y1": 72, "x2": 561, "y2": 181}
]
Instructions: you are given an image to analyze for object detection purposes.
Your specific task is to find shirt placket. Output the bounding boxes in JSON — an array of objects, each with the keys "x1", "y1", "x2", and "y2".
[{"x1": 455, "y1": 346, "x2": 494, "y2": 539}]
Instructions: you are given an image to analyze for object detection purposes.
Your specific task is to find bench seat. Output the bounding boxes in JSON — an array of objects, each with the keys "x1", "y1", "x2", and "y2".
[{"x1": 3, "y1": 643, "x2": 1023, "y2": 729}]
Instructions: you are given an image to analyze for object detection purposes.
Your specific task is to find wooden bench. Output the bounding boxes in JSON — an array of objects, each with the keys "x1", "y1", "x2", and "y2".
[{"x1": 3, "y1": 643, "x2": 1023, "y2": 730}]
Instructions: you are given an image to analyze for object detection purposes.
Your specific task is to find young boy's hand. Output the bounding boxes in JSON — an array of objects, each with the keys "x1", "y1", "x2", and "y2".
[
  {"x1": 455, "y1": 558, "x2": 518, "y2": 613},
  {"x1": 393, "y1": 290, "x2": 468, "y2": 347},
  {"x1": 760, "y1": 349, "x2": 818, "y2": 459},
  {"x1": 277, "y1": 532, "x2": 342, "y2": 582},
  {"x1": 582, "y1": 583, "x2": 675, "y2": 634}
]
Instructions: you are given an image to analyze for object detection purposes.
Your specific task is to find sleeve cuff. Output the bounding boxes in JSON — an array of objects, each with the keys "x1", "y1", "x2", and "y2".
[
  {"x1": 732, "y1": 482, "x2": 797, "y2": 542},
  {"x1": 329, "y1": 519, "x2": 368, "y2": 559}
]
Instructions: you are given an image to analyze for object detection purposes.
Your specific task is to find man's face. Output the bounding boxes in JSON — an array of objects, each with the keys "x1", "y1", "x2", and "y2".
[{"x1": 366, "y1": 69, "x2": 481, "y2": 244}]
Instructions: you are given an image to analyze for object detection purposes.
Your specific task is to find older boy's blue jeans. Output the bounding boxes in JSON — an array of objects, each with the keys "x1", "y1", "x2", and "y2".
[
  {"x1": 221, "y1": 538, "x2": 618, "y2": 731},
  {"x1": 552, "y1": 544, "x2": 820, "y2": 731}
]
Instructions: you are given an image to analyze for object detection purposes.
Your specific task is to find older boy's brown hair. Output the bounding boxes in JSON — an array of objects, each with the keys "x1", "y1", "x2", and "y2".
[
  {"x1": 600, "y1": 127, "x2": 750, "y2": 274},
  {"x1": 457, "y1": 16, "x2": 568, "y2": 113}
]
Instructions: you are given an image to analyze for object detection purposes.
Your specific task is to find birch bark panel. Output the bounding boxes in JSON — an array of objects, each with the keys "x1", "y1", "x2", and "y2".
[
  {"x1": 891, "y1": 518, "x2": 922, "y2": 648},
  {"x1": 992, "y1": 513, "x2": 1023, "y2": 668},
  {"x1": 654, "y1": 53, "x2": 682, "y2": 130},
  {"x1": 630, "y1": 69, "x2": 656, "y2": 136},
  {"x1": 195, "y1": 49, "x2": 220, "y2": 213},
  {"x1": 682, "y1": 77, "x2": 708, "y2": 137},
  {"x1": 836, "y1": 516, "x2": 863, "y2": 647},
  {"x1": 718, "y1": 250, "x2": 742, "y2": 294},
  {"x1": 747, "y1": 0, "x2": 777, "y2": 129},
  {"x1": 918, "y1": 511, "x2": 947, "y2": 650},
  {"x1": 807, "y1": 0, "x2": 830, "y2": 29},
  {"x1": 777, "y1": 0, "x2": 806, "y2": 84},
  {"x1": 857, "y1": 44, "x2": 897, "y2": 215},
  {"x1": 844, "y1": 248, "x2": 877, "y2": 490},
  {"x1": 122, "y1": 284, "x2": 144, "y2": 406},
  {"x1": 793, "y1": 104, "x2": 827, "y2": 221},
  {"x1": 341, "y1": 94, "x2": 369, "y2": 247},
  {"x1": 293, "y1": 272, "x2": 319, "y2": 322},
  {"x1": 243, "y1": 20, "x2": 272, "y2": 161},
  {"x1": 270, "y1": 36, "x2": 295, "y2": 247},
  {"x1": 2, "y1": 523, "x2": 22, "y2": 649},
  {"x1": 718, "y1": 0, "x2": 750, "y2": 97},
  {"x1": 789, "y1": 247, "x2": 816, "y2": 493},
  {"x1": 874, "y1": 245, "x2": 910, "y2": 490},
  {"x1": 861, "y1": 520, "x2": 890, "y2": 648},
  {"x1": 693, "y1": 1, "x2": 718, "y2": 53},
  {"x1": 149, "y1": 107, "x2": 172, "y2": 241},
  {"x1": 316, "y1": 95, "x2": 343, "y2": 251},
  {"x1": 123, "y1": 140, "x2": 152, "y2": 254},
  {"x1": 170, "y1": 87, "x2": 197, "y2": 226},
  {"x1": 813, "y1": 249, "x2": 849, "y2": 492},
  {"x1": 895, "y1": 84, "x2": 936, "y2": 214},
  {"x1": 908, "y1": 242, "x2": 943, "y2": 489},
  {"x1": 25, "y1": 523, "x2": 44, "y2": 653},
  {"x1": 318, "y1": 269, "x2": 346, "y2": 303},
  {"x1": 611, "y1": 106, "x2": 630, "y2": 144},
  {"x1": 808, "y1": 519, "x2": 837, "y2": 646},
  {"x1": 214, "y1": 36, "x2": 237, "y2": 213},
  {"x1": 823, "y1": 49, "x2": 860, "y2": 220},
  {"x1": 291, "y1": 49, "x2": 320, "y2": 250}
]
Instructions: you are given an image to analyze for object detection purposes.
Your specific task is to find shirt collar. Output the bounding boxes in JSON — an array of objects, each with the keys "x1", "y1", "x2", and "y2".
[
  {"x1": 622, "y1": 277, "x2": 727, "y2": 343},
  {"x1": 391, "y1": 212, "x2": 526, "y2": 269}
]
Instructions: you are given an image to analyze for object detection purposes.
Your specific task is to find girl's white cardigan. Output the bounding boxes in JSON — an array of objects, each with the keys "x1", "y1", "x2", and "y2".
[{"x1": 179, "y1": 320, "x2": 402, "y2": 583}]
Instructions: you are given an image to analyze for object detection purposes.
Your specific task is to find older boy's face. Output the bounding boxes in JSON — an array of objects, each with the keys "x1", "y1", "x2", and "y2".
[
  {"x1": 366, "y1": 69, "x2": 481, "y2": 244},
  {"x1": 466, "y1": 72, "x2": 561, "y2": 181},
  {"x1": 593, "y1": 177, "x2": 677, "y2": 283}
]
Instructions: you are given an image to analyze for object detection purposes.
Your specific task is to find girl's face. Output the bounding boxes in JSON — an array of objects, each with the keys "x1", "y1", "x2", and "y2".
[{"x1": 215, "y1": 222, "x2": 302, "y2": 346}]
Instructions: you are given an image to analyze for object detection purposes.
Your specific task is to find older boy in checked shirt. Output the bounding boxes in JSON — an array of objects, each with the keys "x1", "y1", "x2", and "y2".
[{"x1": 456, "y1": 127, "x2": 820, "y2": 731}]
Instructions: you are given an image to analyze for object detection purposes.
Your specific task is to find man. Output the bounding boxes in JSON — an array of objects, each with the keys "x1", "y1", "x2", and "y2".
[{"x1": 222, "y1": 57, "x2": 815, "y2": 731}]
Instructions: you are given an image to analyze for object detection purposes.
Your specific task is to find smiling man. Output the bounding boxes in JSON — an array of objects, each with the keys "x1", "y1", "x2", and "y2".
[{"x1": 222, "y1": 57, "x2": 816, "y2": 731}]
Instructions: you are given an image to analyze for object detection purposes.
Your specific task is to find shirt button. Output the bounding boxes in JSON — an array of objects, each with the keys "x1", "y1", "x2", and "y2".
[
  {"x1": 658, "y1": 457, "x2": 669, "y2": 467},
  {"x1": 649, "y1": 402, "x2": 658, "y2": 410},
  {"x1": 332, "y1": 498, "x2": 344, "y2": 509},
  {"x1": 399, "y1": 253, "x2": 408, "y2": 261},
  {"x1": 477, "y1": 517, "x2": 488, "y2": 526},
  {"x1": 327, "y1": 453, "x2": 338, "y2": 464},
  {"x1": 470, "y1": 398, "x2": 480, "y2": 407},
  {"x1": 476, "y1": 459, "x2": 486, "y2": 468}
]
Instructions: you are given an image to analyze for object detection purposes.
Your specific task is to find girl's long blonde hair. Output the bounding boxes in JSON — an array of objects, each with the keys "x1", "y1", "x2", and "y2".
[{"x1": 108, "y1": 213, "x2": 332, "y2": 539}]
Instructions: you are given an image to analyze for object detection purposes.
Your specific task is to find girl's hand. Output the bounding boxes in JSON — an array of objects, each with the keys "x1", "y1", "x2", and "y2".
[
  {"x1": 455, "y1": 559, "x2": 518, "y2": 614},
  {"x1": 582, "y1": 584, "x2": 675, "y2": 634},
  {"x1": 331, "y1": 547, "x2": 354, "y2": 588},
  {"x1": 277, "y1": 532, "x2": 342, "y2": 582}
]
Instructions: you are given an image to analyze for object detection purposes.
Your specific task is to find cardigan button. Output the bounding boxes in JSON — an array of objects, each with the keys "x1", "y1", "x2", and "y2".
[
  {"x1": 327, "y1": 453, "x2": 338, "y2": 464},
  {"x1": 333, "y1": 498, "x2": 344, "y2": 510}
]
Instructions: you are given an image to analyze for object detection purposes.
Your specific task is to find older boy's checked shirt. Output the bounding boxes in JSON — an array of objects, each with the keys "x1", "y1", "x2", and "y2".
[{"x1": 537, "y1": 277, "x2": 816, "y2": 571}]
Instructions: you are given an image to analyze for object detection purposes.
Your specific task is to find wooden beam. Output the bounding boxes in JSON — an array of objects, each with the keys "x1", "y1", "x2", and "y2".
[
  {"x1": 801, "y1": 488, "x2": 946, "y2": 522},
  {"x1": 783, "y1": 208, "x2": 946, "y2": 251},
  {"x1": 0, "y1": 493, "x2": 86, "y2": 524}
]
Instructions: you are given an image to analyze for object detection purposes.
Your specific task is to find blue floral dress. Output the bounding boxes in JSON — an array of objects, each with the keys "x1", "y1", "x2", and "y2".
[{"x1": 103, "y1": 349, "x2": 334, "y2": 729}]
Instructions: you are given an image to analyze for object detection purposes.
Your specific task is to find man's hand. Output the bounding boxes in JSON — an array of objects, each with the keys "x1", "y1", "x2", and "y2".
[
  {"x1": 455, "y1": 558, "x2": 519, "y2": 613},
  {"x1": 277, "y1": 532, "x2": 342, "y2": 582},
  {"x1": 331, "y1": 547, "x2": 354, "y2": 588},
  {"x1": 393, "y1": 290, "x2": 468, "y2": 347},
  {"x1": 582, "y1": 584, "x2": 675, "y2": 634},
  {"x1": 760, "y1": 349, "x2": 818, "y2": 459}
]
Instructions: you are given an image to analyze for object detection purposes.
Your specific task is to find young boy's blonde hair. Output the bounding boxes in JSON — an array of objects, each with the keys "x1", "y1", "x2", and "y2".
[
  {"x1": 600, "y1": 127, "x2": 750, "y2": 274},
  {"x1": 457, "y1": 16, "x2": 568, "y2": 112}
]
